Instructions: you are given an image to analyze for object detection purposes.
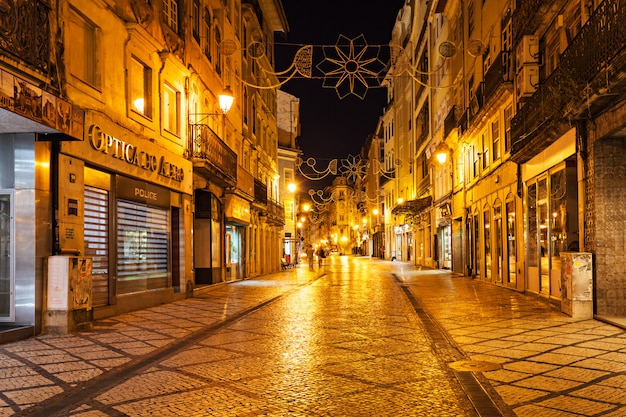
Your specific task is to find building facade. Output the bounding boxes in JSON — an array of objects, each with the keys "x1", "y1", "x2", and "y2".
[
  {"x1": 373, "y1": 0, "x2": 626, "y2": 320},
  {"x1": 0, "y1": 0, "x2": 288, "y2": 341}
]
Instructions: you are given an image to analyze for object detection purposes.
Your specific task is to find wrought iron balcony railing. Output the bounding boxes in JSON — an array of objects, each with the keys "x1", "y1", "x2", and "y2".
[
  {"x1": 187, "y1": 124, "x2": 237, "y2": 186},
  {"x1": 510, "y1": 0, "x2": 626, "y2": 162}
]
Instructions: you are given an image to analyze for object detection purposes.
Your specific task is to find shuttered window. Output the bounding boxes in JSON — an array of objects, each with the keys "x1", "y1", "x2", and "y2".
[
  {"x1": 116, "y1": 200, "x2": 169, "y2": 294},
  {"x1": 84, "y1": 186, "x2": 110, "y2": 307}
]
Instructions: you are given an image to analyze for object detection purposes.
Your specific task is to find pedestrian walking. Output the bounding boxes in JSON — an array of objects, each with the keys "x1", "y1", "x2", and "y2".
[
  {"x1": 305, "y1": 245, "x2": 315, "y2": 270},
  {"x1": 317, "y1": 247, "x2": 326, "y2": 268}
]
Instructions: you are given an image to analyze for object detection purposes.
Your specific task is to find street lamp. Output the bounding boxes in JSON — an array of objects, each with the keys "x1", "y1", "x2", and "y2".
[{"x1": 218, "y1": 86, "x2": 235, "y2": 114}]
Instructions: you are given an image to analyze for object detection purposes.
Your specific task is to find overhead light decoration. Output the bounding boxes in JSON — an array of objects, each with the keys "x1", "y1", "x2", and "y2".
[{"x1": 316, "y1": 34, "x2": 386, "y2": 99}]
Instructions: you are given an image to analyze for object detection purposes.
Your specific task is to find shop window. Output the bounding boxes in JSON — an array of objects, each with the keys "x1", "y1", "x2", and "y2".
[
  {"x1": 527, "y1": 183, "x2": 538, "y2": 270},
  {"x1": 68, "y1": 7, "x2": 100, "y2": 88},
  {"x1": 0, "y1": 192, "x2": 13, "y2": 319},
  {"x1": 473, "y1": 211, "x2": 480, "y2": 277},
  {"x1": 129, "y1": 57, "x2": 152, "y2": 118},
  {"x1": 506, "y1": 198, "x2": 516, "y2": 284},
  {"x1": 483, "y1": 206, "x2": 491, "y2": 280},
  {"x1": 117, "y1": 200, "x2": 169, "y2": 294},
  {"x1": 163, "y1": 83, "x2": 180, "y2": 135},
  {"x1": 84, "y1": 186, "x2": 110, "y2": 308},
  {"x1": 493, "y1": 200, "x2": 503, "y2": 283}
]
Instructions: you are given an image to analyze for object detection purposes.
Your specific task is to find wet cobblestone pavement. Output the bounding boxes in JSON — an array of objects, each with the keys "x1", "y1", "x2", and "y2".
[{"x1": 1, "y1": 256, "x2": 625, "y2": 416}]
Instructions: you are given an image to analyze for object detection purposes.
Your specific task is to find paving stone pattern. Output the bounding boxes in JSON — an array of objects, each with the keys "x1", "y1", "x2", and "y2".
[{"x1": 0, "y1": 257, "x2": 624, "y2": 416}]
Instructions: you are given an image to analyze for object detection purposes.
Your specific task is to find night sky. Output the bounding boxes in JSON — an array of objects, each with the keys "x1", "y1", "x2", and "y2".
[{"x1": 275, "y1": 1, "x2": 406, "y2": 181}]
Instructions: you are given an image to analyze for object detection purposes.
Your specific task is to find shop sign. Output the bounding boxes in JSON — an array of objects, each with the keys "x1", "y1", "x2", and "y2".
[
  {"x1": 0, "y1": 68, "x2": 84, "y2": 139},
  {"x1": 117, "y1": 176, "x2": 170, "y2": 208},
  {"x1": 225, "y1": 194, "x2": 251, "y2": 224},
  {"x1": 88, "y1": 124, "x2": 184, "y2": 182}
]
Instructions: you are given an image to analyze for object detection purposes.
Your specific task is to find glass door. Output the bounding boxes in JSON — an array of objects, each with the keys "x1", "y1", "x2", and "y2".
[{"x1": 0, "y1": 192, "x2": 14, "y2": 321}]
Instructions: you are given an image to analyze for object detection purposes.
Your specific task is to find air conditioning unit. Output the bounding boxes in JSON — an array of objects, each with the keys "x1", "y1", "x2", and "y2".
[
  {"x1": 516, "y1": 35, "x2": 539, "y2": 73},
  {"x1": 516, "y1": 64, "x2": 539, "y2": 100}
]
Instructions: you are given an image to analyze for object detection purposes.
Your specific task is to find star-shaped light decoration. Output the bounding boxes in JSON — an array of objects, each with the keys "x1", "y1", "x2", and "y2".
[
  {"x1": 339, "y1": 154, "x2": 366, "y2": 184},
  {"x1": 316, "y1": 34, "x2": 386, "y2": 99}
]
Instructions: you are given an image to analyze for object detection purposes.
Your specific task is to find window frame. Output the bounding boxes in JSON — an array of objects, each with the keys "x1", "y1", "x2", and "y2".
[{"x1": 162, "y1": 82, "x2": 181, "y2": 136}]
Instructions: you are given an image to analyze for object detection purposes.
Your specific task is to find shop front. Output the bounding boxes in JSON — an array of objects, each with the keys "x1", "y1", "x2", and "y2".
[
  {"x1": 0, "y1": 67, "x2": 85, "y2": 338},
  {"x1": 60, "y1": 113, "x2": 193, "y2": 319},
  {"x1": 521, "y1": 129, "x2": 579, "y2": 300},
  {"x1": 436, "y1": 202, "x2": 452, "y2": 269},
  {"x1": 225, "y1": 194, "x2": 251, "y2": 281}
]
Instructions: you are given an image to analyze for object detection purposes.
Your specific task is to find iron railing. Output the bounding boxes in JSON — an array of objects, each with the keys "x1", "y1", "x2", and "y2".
[
  {"x1": 187, "y1": 124, "x2": 237, "y2": 184},
  {"x1": 511, "y1": 0, "x2": 626, "y2": 158}
]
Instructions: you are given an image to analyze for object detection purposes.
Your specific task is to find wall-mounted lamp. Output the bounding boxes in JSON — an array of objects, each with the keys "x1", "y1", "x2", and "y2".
[
  {"x1": 218, "y1": 85, "x2": 234, "y2": 114},
  {"x1": 287, "y1": 182, "x2": 297, "y2": 193},
  {"x1": 436, "y1": 151, "x2": 447, "y2": 164}
]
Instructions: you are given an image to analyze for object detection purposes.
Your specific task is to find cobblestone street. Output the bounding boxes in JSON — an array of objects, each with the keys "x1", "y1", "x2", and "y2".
[{"x1": 1, "y1": 256, "x2": 625, "y2": 416}]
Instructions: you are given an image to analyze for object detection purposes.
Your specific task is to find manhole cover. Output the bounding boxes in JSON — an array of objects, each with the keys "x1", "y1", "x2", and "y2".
[{"x1": 448, "y1": 360, "x2": 501, "y2": 372}]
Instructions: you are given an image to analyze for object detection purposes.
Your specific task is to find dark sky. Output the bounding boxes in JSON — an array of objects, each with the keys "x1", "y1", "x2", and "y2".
[{"x1": 276, "y1": 1, "x2": 406, "y2": 170}]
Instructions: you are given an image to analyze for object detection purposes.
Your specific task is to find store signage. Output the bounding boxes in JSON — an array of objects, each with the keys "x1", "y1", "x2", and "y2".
[
  {"x1": 117, "y1": 176, "x2": 170, "y2": 208},
  {"x1": 0, "y1": 68, "x2": 84, "y2": 140},
  {"x1": 87, "y1": 124, "x2": 184, "y2": 182},
  {"x1": 225, "y1": 194, "x2": 251, "y2": 224}
]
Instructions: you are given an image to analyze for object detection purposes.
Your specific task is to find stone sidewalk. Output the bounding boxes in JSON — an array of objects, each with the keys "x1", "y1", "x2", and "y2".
[
  {"x1": 0, "y1": 258, "x2": 625, "y2": 416},
  {"x1": 394, "y1": 266, "x2": 626, "y2": 417}
]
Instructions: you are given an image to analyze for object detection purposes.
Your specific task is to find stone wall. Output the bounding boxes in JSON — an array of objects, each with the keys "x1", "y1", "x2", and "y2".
[{"x1": 592, "y1": 137, "x2": 626, "y2": 316}]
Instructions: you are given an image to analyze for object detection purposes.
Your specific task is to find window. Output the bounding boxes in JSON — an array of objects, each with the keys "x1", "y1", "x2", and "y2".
[
  {"x1": 482, "y1": 131, "x2": 489, "y2": 170},
  {"x1": 215, "y1": 26, "x2": 222, "y2": 74},
  {"x1": 471, "y1": 145, "x2": 479, "y2": 179},
  {"x1": 129, "y1": 57, "x2": 152, "y2": 118},
  {"x1": 467, "y1": 0, "x2": 475, "y2": 36},
  {"x1": 192, "y1": 0, "x2": 200, "y2": 43},
  {"x1": 504, "y1": 105, "x2": 512, "y2": 152},
  {"x1": 203, "y1": 8, "x2": 212, "y2": 61},
  {"x1": 162, "y1": 0, "x2": 179, "y2": 33},
  {"x1": 69, "y1": 8, "x2": 99, "y2": 87},
  {"x1": 163, "y1": 83, "x2": 180, "y2": 135},
  {"x1": 492, "y1": 119, "x2": 501, "y2": 161},
  {"x1": 117, "y1": 200, "x2": 169, "y2": 295}
]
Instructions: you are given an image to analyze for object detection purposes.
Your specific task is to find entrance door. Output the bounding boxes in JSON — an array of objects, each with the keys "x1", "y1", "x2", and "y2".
[
  {"x1": 0, "y1": 192, "x2": 14, "y2": 321},
  {"x1": 439, "y1": 224, "x2": 452, "y2": 269}
]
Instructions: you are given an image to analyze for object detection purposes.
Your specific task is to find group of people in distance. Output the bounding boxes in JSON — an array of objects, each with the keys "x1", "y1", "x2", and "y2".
[{"x1": 305, "y1": 244, "x2": 327, "y2": 270}]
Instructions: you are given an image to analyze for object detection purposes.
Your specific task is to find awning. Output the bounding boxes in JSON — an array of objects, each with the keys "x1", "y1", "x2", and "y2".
[{"x1": 391, "y1": 196, "x2": 433, "y2": 216}]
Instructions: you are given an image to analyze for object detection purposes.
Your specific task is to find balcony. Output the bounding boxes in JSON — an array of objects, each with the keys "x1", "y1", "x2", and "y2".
[
  {"x1": 510, "y1": 0, "x2": 626, "y2": 163},
  {"x1": 253, "y1": 178, "x2": 268, "y2": 206},
  {"x1": 511, "y1": 0, "x2": 553, "y2": 42},
  {"x1": 483, "y1": 51, "x2": 513, "y2": 102},
  {"x1": 265, "y1": 199, "x2": 286, "y2": 226},
  {"x1": 187, "y1": 124, "x2": 237, "y2": 188}
]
